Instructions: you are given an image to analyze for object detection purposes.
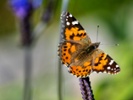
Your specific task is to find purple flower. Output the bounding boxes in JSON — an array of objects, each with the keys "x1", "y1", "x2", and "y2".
[
  {"x1": 9, "y1": 0, "x2": 42, "y2": 18},
  {"x1": 32, "y1": 0, "x2": 43, "y2": 8}
]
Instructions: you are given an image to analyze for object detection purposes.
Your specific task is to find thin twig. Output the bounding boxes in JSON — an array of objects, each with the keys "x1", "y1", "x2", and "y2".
[
  {"x1": 19, "y1": 3, "x2": 33, "y2": 100},
  {"x1": 23, "y1": 47, "x2": 32, "y2": 100},
  {"x1": 58, "y1": 0, "x2": 69, "y2": 100}
]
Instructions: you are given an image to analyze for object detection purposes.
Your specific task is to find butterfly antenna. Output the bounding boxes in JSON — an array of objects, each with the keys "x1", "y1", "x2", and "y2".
[
  {"x1": 96, "y1": 25, "x2": 99, "y2": 42},
  {"x1": 100, "y1": 43, "x2": 119, "y2": 46}
]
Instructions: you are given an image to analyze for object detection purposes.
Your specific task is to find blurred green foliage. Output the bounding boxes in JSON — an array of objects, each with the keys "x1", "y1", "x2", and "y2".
[
  {"x1": 0, "y1": 0, "x2": 16, "y2": 36},
  {"x1": 68, "y1": 0, "x2": 133, "y2": 41},
  {"x1": 0, "y1": 83, "x2": 23, "y2": 100}
]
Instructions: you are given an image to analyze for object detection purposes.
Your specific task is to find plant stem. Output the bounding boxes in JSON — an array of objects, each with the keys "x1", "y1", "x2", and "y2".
[
  {"x1": 58, "y1": 0, "x2": 69, "y2": 100},
  {"x1": 79, "y1": 77, "x2": 95, "y2": 100}
]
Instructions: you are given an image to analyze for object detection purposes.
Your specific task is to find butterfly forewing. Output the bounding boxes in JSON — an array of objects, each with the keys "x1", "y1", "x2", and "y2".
[
  {"x1": 60, "y1": 11, "x2": 91, "y2": 43},
  {"x1": 59, "y1": 11, "x2": 91, "y2": 66}
]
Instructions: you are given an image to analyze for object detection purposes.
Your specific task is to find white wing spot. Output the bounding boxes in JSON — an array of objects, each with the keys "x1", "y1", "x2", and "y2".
[
  {"x1": 99, "y1": 72, "x2": 102, "y2": 74},
  {"x1": 93, "y1": 71, "x2": 97, "y2": 73},
  {"x1": 72, "y1": 21, "x2": 78, "y2": 25},
  {"x1": 69, "y1": 14, "x2": 72, "y2": 17},
  {"x1": 116, "y1": 65, "x2": 119, "y2": 68},
  {"x1": 107, "y1": 66, "x2": 111, "y2": 70},
  {"x1": 109, "y1": 60, "x2": 114, "y2": 65},
  {"x1": 66, "y1": 22, "x2": 70, "y2": 26},
  {"x1": 103, "y1": 71, "x2": 106, "y2": 73}
]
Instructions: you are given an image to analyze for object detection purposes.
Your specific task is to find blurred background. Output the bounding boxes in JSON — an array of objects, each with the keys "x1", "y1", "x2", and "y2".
[{"x1": 0, "y1": 0, "x2": 133, "y2": 100}]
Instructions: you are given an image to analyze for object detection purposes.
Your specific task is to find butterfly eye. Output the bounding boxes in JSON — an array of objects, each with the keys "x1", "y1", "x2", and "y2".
[
  {"x1": 90, "y1": 45, "x2": 96, "y2": 50},
  {"x1": 86, "y1": 45, "x2": 95, "y2": 53},
  {"x1": 86, "y1": 42, "x2": 100, "y2": 53}
]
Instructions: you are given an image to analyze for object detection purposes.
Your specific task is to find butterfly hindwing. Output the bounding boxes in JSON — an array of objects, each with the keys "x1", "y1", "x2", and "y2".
[
  {"x1": 92, "y1": 49, "x2": 120, "y2": 74},
  {"x1": 68, "y1": 49, "x2": 120, "y2": 77}
]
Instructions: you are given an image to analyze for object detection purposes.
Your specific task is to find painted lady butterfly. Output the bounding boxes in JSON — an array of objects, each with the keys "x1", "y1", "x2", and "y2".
[{"x1": 58, "y1": 11, "x2": 120, "y2": 77}]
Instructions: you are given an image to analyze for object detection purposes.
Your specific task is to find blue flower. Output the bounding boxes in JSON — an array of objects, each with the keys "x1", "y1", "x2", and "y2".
[
  {"x1": 32, "y1": 0, "x2": 43, "y2": 9},
  {"x1": 9, "y1": 0, "x2": 42, "y2": 18}
]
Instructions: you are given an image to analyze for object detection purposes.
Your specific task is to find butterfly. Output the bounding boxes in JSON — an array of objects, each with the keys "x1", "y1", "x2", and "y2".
[{"x1": 58, "y1": 11, "x2": 120, "y2": 77}]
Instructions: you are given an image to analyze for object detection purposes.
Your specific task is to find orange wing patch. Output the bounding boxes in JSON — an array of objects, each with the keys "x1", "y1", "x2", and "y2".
[
  {"x1": 92, "y1": 52, "x2": 120, "y2": 74},
  {"x1": 58, "y1": 42, "x2": 79, "y2": 66},
  {"x1": 59, "y1": 42, "x2": 71, "y2": 65},
  {"x1": 69, "y1": 61, "x2": 92, "y2": 77},
  {"x1": 70, "y1": 45, "x2": 76, "y2": 53},
  {"x1": 93, "y1": 53, "x2": 108, "y2": 71},
  {"x1": 65, "y1": 27, "x2": 86, "y2": 41}
]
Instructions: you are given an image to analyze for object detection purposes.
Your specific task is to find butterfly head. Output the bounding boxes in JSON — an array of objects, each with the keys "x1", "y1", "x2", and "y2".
[
  {"x1": 91, "y1": 42, "x2": 100, "y2": 48},
  {"x1": 86, "y1": 42, "x2": 100, "y2": 53}
]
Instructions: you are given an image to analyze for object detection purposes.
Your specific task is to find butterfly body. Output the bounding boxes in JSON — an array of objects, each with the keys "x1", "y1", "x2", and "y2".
[{"x1": 58, "y1": 11, "x2": 120, "y2": 77}]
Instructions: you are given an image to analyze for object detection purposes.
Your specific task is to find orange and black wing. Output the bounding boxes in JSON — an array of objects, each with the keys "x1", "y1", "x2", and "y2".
[
  {"x1": 60, "y1": 11, "x2": 91, "y2": 42},
  {"x1": 58, "y1": 12, "x2": 91, "y2": 66},
  {"x1": 68, "y1": 49, "x2": 120, "y2": 77},
  {"x1": 92, "y1": 49, "x2": 120, "y2": 74}
]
